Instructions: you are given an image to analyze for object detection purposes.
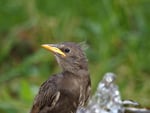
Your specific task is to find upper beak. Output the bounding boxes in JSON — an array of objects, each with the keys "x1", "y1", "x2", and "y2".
[{"x1": 41, "y1": 44, "x2": 66, "y2": 57}]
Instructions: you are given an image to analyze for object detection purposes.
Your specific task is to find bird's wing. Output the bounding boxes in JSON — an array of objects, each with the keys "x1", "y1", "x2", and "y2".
[{"x1": 30, "y1": 79, "x2": 60, "y2": 113}]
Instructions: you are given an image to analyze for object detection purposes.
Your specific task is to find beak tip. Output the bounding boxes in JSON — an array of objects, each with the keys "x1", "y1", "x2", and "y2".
[{"x1": 41, "y1": 44, "x2": 48, "y2": 48}]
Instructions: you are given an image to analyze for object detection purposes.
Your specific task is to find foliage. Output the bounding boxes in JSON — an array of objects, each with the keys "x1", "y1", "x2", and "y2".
[{"x1": 0, "y1": 0, "x2": 150, "y2": 112}]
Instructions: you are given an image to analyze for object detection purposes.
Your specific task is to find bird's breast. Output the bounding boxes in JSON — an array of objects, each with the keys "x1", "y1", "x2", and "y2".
[{"x1": 58, "y1": 76, "x2": 81, "y2": 94}]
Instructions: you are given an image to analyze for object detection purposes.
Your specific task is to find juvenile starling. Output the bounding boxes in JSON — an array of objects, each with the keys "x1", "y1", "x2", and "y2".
[{"x1": 30, "y1": 42, "x2": 91, "y2": 113}]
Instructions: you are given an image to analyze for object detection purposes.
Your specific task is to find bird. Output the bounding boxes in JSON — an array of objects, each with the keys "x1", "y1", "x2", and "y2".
[{"x1": 30, "y1": 42, "x2": 91, "y2": 113}]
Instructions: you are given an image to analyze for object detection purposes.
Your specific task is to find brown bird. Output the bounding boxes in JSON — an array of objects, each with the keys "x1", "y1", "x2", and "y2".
[{"x1": 30, "y1": 42, "x2": 91, "y2": 113}]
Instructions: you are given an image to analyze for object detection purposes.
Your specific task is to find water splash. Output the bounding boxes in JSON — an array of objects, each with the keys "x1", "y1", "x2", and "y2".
[{"x1": 77, "y1": 72, "x2": 143, "y2": 113}]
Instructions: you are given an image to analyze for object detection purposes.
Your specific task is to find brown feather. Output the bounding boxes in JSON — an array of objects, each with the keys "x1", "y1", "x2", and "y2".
[{"x1": 30, "y1": 42, "x2": 91, "y2": 113}]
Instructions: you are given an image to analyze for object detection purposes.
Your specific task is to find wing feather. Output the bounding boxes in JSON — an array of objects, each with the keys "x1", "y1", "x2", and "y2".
[{"x1": 30, "y1": 79, "x2": 60, "y2": 113}]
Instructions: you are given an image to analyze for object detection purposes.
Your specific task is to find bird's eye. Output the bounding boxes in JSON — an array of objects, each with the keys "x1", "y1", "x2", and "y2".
[{"x1": 64, "y1": 48, "x2": 70, "y2": 53}]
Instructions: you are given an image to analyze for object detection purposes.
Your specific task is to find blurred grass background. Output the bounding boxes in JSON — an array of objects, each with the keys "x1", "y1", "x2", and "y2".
[{"x1": 0, "y1": 0, "x2": 150, "y2": 112}]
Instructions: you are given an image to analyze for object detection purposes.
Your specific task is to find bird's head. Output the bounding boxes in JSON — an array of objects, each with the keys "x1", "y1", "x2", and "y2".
[{"x1": 41, "y1": 42, "x2": 88, "y2": 74}]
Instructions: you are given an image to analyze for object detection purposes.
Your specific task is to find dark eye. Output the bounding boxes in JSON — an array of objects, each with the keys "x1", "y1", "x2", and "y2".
[{"x1": 64, "y1": 48, "x2": 70, "y2": 53}]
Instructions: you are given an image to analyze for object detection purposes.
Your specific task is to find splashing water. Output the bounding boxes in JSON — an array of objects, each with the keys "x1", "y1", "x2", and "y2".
[{"x1": 77, "y1": 72, "x2": 143, "y2": 113}]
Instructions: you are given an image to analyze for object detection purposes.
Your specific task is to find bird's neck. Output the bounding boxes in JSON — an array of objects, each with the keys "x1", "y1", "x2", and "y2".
[
  {"x1": 56, "y1": 55, "x2": 89, "y2": 76},
  {"x1": 62, "y1": 62, "x2": 89, "y2": 76}
]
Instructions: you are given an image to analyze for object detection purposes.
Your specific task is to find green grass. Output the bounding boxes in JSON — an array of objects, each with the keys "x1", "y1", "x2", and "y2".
[{"x1": 0, "y1": 0, "x2": 150, "y2": 112}]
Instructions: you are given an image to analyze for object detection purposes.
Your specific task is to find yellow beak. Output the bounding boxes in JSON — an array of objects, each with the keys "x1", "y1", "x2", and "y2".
[{"x1": 41, "y1": 44, "x2": 66, "y2": 57}]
